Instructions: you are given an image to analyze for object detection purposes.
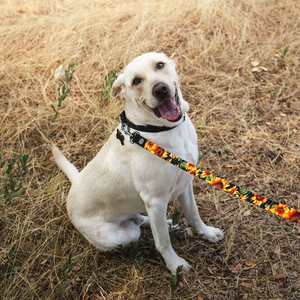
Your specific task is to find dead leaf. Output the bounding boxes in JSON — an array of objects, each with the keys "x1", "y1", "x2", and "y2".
[
  {"x1": 251, "y1": 61, "x2": 259, "y2": 67},
  {"x1": 243, "y1": 293, "x2": 249, "y2": 299},
  {"x1": 244, "y1": 261, "x2": 257, "y2": 270},
  {"x1": 241, "y1": 282, "x2": 253, "y2": 288},
  {"x1": 252, "y1": 67, "x2": 260, "y2": 72},
  {"x1": 197, "y1": 295, "x2": 204, "y2": 300},
  {"x1": 260, "y1": 66, "x2": 268, "y2": 71},
  {"x1": 275, "y1": 273, "x2": 287, "y2": 280},
  {"x1": 243, "y1": 209, "x2": 251, "y2": 217},
  {"x1": 186, "y1": 227, "x2": 193, "y2": 237},
  {"x1": 223, "y1": 280, "x2": 229, "y2": 287},
  {"x1": 73, "y1": 265, "x2": 81, "y2": 272},
  {"x1": 274, "y1": 245, "x2": 281, "y2": 255},
  {"x1": 230, "y1": 264, "x2": 242, "y2": 273},
  {"x1": 286, "y1": 156, "x2": 295, "y2": 161},
  {"x1": 244, "y1": 261, "x2": 256, "y2": 266},
  {"x1": 207, "y1": 267, "x2": 214, "y2": 275}
]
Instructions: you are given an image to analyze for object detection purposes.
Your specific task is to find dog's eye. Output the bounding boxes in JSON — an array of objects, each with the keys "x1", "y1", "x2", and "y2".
[
  {"x1": 156, "y1": 62, "x2": 165, "y2": 70},
  {"x1": 132, "y1": 78, "x2": 142, "y2": 85}
]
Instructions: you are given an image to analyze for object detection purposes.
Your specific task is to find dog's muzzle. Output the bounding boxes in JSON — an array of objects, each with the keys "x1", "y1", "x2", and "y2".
[{"x1": 150, "y1": 82, "x2": 182, "y2": 122}]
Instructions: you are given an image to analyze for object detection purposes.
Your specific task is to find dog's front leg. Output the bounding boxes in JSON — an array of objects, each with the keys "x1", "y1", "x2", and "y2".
[
  {"x1": 178, "y1": 183, "x2": 224, "y2": 243},
  {"x1": 143, "y1": 197, "x2": 191, "y2": 274}
]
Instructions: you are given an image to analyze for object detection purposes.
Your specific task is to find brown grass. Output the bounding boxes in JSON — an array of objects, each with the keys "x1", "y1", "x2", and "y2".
[{"x1": 1, "y1": 0, "x2": 300, "y2": 299}]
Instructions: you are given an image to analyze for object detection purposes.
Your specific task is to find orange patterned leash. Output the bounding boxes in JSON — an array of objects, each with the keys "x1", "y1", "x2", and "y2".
[{"x1": 121, "y1": 127, "x2": 300, "y2": 224}]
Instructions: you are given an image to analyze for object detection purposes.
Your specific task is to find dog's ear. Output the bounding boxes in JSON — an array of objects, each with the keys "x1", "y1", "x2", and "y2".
[{"x1": 112, "y1": 74, "x2": 125, "y2": 100}]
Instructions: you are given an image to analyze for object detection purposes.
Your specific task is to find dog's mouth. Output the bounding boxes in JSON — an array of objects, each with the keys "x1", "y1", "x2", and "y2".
[{"x1": 151, "y1": 92, "x2": 182, "y2": 122}]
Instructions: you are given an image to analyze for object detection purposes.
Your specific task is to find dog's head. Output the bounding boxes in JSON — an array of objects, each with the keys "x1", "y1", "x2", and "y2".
[{"x1": 112, "y1": 53, "x2": 189, "y2": 126}]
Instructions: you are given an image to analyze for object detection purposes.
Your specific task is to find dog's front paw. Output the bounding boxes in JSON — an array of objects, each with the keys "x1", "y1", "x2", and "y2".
[
  {"x1": 167, "y1": 257, "x2": 191, "y2": 274},
  {"x1": 199, "y1": 226, "x2": 224, "y2": 243}
]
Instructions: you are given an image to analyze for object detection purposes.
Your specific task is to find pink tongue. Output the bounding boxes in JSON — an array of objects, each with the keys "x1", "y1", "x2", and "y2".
[{"x1": 158, "y1": 97, "x2": 179, "y2": 120}]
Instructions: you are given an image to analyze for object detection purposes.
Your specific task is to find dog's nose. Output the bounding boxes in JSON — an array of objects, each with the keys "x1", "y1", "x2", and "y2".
[{"x1": 152, "y1": 82, "x2": 170, "y2": 100}]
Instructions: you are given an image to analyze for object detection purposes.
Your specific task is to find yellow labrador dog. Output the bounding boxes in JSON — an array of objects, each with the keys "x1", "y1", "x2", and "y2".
[{"x1": 52, "y1": 53, "x2": 223, "y2": 274}]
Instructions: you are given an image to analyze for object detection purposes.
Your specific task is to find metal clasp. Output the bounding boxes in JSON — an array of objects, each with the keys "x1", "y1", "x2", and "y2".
[{"x1": 120, "y1": 123, "x2": 138, "y2": 144}]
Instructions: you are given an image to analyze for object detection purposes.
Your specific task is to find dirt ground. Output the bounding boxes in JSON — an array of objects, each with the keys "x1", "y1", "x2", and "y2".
[{"x1": 1, "y1": 0, "x2": 300, "y2": 299}]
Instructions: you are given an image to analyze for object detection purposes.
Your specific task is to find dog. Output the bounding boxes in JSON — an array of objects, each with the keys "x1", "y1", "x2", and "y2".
[{"x1": 52, "y1": 52, "x2": 224, "y2": 274}]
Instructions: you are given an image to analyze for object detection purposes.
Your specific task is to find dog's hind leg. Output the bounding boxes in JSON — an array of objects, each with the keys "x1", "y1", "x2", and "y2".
[
  {"x1": 76, "y1": 216, "x2": 143, "y2": 251},
  {"x1": 136, "y1": 214, "x2": 150, "y2": 226}
]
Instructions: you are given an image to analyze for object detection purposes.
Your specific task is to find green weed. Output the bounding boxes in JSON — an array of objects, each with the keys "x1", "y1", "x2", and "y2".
[
  {"x1": 276, "y1": 47, "x2": 289, "y2": 67},
  {"x1": 280, "y1": 47, "x2": 289, "y2": 60},
  {"x1": 170, "y1": 265, "x2": 184, "y2": 293},
  {"x1": 1, "y1": 246, "x2": 19, "y2": 283},
  {"x1": 136, "y1": 254, "x2": 145, "y2": 276},
  {"x1": 268, "y1": 90, "x2": 279, "y2": 96},
  {"x1": 197, "y1": 153, "x2": 205, "y2": 165},
  {"x1": 101, "y1": 69, "x2": 117, "y2": 101},
  {"x1": 54, "y1": 252, "x2": 79, "y2": 295},
  {"x1": 169, "y1": 207, "x2": 181, "y2": 245},
  {"x1": 0, "y1": 153, "x2": 32, "y2": 205},
  {"x1": 35, "y1": 61, "x2": 75, "y2": 140},
  {"x1": 116, "y1": 240, "x2": 145, "y2": 275},
  {"x1": 116, "y1": 240, "x2": 141, "y2": 260}
]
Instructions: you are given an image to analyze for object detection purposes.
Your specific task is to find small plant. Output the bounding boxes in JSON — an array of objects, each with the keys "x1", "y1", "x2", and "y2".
[
  {"x1": 35, "y1": 61, "x2": 75, "y2": 140},
  {"x1": 1, "y1": 246, "x2": 19, "y2": 282},
  {"x1": 116, "y1": 240, "x2": 145, "y2": 275},
  {"x1": 170, "y1": 265, "x2": 184, "y2": 293},
  {"x1": 0, "y1": 153, "x2": 32, "y2": 205},
  {"x1": 197, "y1": 153, "x2": 205, "y2": 165},
  {"x1": 169, "y1": 207, "x2": 181, "y2": 245},
  {"x1": 268, "y1": 90, "x2": 279, "y2": 96},
  {"x1": 280, "y1": 47, "x2": 289, "y2": 60},
  {"x1": 276, "y1": 47, "x2": 289, "y2": 67},
  {"x1": 136, "y1": 254, "x2": 145, "y2": 276},
  {"x1": 116, "y1": 240, "x2": 141, "y2": 260},
  {"x1": 54, "y1": 252, "x2": 78, "y2": 295},
  {"x1": 101, "y1": 69, "x2": 117, "y2": 101}
]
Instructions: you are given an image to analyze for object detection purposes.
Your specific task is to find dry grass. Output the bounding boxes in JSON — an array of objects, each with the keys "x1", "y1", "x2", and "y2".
[{"x1": 1, "y1": 0, "x2": 300, "y2": 299}]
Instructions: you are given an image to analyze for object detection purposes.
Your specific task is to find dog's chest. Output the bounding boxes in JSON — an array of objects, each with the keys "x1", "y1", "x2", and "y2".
[
  {"x1": 168, "y1": 135, "x2": 198, "y2": 198},
  {"x1": 134, "y1": 118, "x2": 198, "y2": 200}
]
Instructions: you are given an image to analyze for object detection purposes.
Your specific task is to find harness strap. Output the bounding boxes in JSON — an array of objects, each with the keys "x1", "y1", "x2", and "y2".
[{"x1": 129, "y1": 131, "x2": 300, "y2": 224}]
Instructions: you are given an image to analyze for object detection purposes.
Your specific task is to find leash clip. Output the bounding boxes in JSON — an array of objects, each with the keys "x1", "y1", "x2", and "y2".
[{"x1": 120, "y1": 118, "x2": 138, "y2": 144}]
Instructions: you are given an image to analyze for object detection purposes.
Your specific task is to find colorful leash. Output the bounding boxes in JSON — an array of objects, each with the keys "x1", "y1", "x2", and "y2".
[{"x1": 119, "y1": 123, "x2": 300, "y2": 224}]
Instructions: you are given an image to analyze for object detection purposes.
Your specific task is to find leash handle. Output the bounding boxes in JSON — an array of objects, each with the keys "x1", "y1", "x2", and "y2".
[{"x1": 131, "y1": 133, "x2": 300, "y2": 224}]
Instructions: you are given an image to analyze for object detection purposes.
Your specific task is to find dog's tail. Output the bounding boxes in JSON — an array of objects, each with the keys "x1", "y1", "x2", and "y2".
[{"x1": 52, "y1": 145, "x2": 79, "y2": 184}]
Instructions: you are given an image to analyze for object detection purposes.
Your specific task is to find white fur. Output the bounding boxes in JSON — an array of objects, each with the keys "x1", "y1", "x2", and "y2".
[
  {"x1": 53, "y1": 53, "x2": 224, "y2": 274},
  {"x1": 52, "y1": 146, "x2": 79, "y2": 184}
]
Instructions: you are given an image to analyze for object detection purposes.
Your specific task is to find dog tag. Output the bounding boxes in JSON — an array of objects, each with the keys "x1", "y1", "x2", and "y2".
[{"x1": 116, "y1": 129, "x2": 125, "y2": 145}]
